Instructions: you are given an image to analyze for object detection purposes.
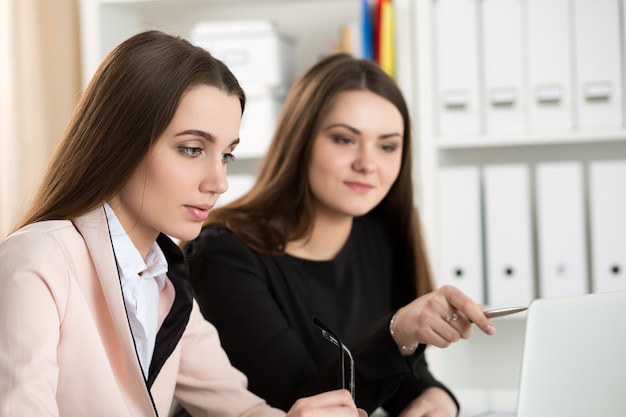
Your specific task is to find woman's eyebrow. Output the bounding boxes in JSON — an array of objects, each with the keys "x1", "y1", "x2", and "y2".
[
  {"x1": 176, "y1": 129, "x2": 217, "y2": 142},
  {"x1": 176, "y1": 129, "x2": 240, "y2": 148},
  {"x1": 325, "y1": 123, "x2": 402, "y2": 140},
  {"x1": 326, "y1": 123, "x2": 360, "y2": 134},
  {"x1": 379, "y1": 132, "x2": 402, "y2": 140}
]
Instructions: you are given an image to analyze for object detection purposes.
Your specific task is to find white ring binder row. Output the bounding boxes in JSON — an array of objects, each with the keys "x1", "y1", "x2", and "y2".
[
  {"x1": 437, "y1": 160, "x2": 626, "y2": 307},
  {"x1": 434, "y1": 0, "x2": 624, "y2": 135}
]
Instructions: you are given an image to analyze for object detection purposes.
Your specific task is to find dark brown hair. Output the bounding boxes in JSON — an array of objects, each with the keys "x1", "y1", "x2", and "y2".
[
  {"x1": 207, "y1": 52, "x2": 434, "y2": 296},
  {"x1": 13, "y1": 30, "x2": 245, "y2": 232}
]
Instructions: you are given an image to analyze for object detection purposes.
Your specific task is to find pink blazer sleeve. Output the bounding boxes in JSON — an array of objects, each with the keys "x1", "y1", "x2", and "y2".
[{"x1": 0, "y1": 226, "x2": 70, "y2": 416}]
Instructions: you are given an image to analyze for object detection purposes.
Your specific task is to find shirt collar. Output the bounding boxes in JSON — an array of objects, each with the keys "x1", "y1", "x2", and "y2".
[{"x1": 103, "y1": 203, "x2": 168, "y2": 288}]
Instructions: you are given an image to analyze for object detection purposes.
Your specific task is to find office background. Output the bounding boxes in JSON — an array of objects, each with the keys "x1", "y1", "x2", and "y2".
[{"x1": 2, "y1": 0, "x2": 626, "y2": 416}]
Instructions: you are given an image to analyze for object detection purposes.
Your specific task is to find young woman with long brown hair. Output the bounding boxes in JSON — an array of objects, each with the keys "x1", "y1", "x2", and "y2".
[{"x1": 0, "y1": 31, "x2": 363, "y2": 417}]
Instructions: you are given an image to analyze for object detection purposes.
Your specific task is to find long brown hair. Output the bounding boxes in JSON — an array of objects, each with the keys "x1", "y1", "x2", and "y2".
[
  {"x1": 207, "y1": 52, "x2": 433, "y2": 296},
  {"x1": 12, "y1": 30, "x2": 245, "y2": 233}
]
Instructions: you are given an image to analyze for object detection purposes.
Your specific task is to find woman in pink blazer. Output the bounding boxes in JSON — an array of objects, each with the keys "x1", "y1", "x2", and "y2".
[{"x1": 0, "y1": 30, "x2": 363, "y2": 417}]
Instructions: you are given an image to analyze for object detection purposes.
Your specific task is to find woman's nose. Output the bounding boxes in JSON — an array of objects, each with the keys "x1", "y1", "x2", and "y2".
[
  {"x1": 200, "y1": 159, "x2": 229, "y2": 195},
  {"x1": 351, "y1": 148, "x2": 376, "y2": 174}
]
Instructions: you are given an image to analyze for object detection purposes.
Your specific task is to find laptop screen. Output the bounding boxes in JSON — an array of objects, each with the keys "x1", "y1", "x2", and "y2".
[{"x1": 515, "y1": 291, "x2": 626, "y2": 417}]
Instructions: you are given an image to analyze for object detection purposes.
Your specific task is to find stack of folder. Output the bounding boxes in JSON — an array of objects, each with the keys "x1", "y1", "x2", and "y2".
[{"x1": 437, "y1": 159, "x2": 626, "y2": 307}]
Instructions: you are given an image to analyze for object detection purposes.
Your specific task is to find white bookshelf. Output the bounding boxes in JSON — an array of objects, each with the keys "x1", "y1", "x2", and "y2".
[{"x1": 411, "y1": 1, "x2": 626, "y2": 415}]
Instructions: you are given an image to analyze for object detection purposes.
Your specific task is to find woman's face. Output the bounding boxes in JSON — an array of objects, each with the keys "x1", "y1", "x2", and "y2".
[
  {"x1": 307, "y1": 90, "x2": 404, "y2": 219},
  {"x1": 110, "y1": 85, "x2": 241, "y2": 255}
]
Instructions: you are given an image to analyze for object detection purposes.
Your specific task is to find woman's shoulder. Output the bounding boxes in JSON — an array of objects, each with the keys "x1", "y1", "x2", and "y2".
[
  {"x1": 183, "y1": 224, "x2": 253, "y2": 261},
  {"x1": 2, "y1": 219, "x2": 81, "y2": 250},
  {"x1": 196, "y1": 223, "x2": 233, "y2": 239},
  {"x1": 0, "y1": 220, "x2": 84, "y2": 278}
]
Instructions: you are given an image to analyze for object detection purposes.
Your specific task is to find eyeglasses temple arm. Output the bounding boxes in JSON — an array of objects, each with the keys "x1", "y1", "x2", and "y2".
[{"x1": 312, "y1": 316, "x2": 356, "y2": 400}]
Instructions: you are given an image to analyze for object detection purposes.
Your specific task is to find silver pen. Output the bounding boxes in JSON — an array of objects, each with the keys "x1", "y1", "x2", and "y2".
[{"x1": 483, "y1": 306, "x2": 528, "y2": 318}]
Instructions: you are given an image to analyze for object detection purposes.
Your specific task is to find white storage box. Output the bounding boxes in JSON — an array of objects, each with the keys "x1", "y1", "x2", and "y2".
[
  {"x1": 191, "y1": 20, "x2": 295, "y2": 95},
  {"x1": 236, "y1": 92, "x2": 284, "y2": 158}
]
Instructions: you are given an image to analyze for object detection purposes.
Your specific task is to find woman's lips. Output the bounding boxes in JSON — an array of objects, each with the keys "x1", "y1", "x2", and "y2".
[
  {"x1": 344, "y1": 181, "x2": 373, "y2": 193},
  {"x1": 184, "y1": 205, "x2": 211, "y2": 221}
]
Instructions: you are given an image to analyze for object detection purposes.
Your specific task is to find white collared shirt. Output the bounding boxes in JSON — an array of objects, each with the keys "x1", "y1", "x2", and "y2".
[{"x1": 104, "y1": 203, "x2": 168, "y2": 379}]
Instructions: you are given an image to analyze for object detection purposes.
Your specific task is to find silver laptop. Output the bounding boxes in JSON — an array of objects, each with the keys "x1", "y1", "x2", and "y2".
[{"x1": 515, "y1": 290, "x2": 626, "y2": 417}]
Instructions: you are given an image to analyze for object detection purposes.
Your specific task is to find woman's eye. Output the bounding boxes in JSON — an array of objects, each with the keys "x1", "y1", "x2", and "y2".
[
  {"x1": 179, "y1": 146, "x2": 203, "y2": 157},
  {"x1": 381, "y1": 143, "x2": 399, "y2": 153},
  {"x1": 331, "y1": 135, "x2": 353, "y2": 145},
  {"x1": 222, "y1": 153, "x2": 236, "y2": 164}
]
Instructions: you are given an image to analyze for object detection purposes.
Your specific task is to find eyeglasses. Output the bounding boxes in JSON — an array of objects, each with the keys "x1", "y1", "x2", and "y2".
[{"x1": 312, "y1": 315, "x2": 355, "y2": 400}]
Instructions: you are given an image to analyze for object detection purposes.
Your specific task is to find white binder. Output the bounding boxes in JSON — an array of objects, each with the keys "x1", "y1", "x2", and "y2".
[
  {"x1": 434, "y1": 0, "x2": 481, "y2": 136},
  {"x1": 535, "y1": 162, "x2": 588, "y2": 298},
  {"x1": 437, "y1": 166, "x2": 484, "y2": 303},
  {"x1": 589, "y1": 160, "x2": 626, "y2": 293},
  {"x1": 526, "y1": 0, "x2": 573, "y2": 131},
  {"x1": 481, "y1": 0, "x2": 525, "y2": 134},
  {"x1": 483, "y1": 164, "x2": 534, "y2": 307},
  {"x1": 572, "y1": 0, "x2": 623, "y2": 129}
]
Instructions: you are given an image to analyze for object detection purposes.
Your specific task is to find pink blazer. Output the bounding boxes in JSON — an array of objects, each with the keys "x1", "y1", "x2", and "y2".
[{"x1": 0, "y1": 207, "x2": 284, "y2": 417}]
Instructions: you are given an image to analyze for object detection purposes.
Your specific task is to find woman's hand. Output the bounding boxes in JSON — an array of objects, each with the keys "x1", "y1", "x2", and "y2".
[
  {"x1": 285, "y1": 389, "x2": 367, "y2": 417},
  {"x1": 398, "y1": 387, "x2": 458, "y2": 417},
  {"x1": 391, "y1": 285, "x2": 495, "y2": 350}
]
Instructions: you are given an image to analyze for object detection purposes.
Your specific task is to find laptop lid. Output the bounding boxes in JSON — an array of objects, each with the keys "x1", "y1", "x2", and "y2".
[{"x1": 516, "y1": 290, "x2": 626, "y2": 417}]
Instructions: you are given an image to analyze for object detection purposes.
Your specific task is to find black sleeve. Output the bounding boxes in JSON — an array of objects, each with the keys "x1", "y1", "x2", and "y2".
[
  {"x1": 370, "y1": 217, "x2": 459, "y2": 416},
  {"x1": 354, "y1": 312, "x2": 459, "y2": 416},
  {"x1": 381, "y1": 346, "x2": 460, "y2": 416}
]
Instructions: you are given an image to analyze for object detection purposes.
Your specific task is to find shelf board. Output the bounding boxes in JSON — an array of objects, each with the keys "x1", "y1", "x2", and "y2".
[{"x1": 436, "y1": 129, "x2": 626, "y2": 149}]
